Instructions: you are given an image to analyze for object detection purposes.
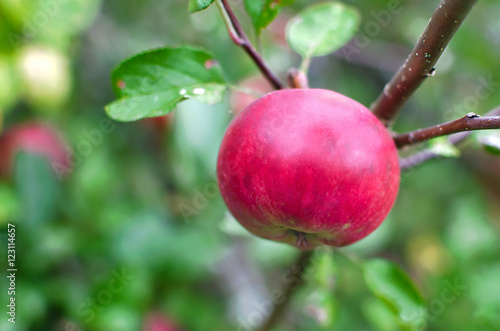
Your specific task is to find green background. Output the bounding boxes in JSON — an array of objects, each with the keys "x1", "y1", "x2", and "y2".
[{"x1": 1, "y1": 0, "x2": 500, "y2": 330}]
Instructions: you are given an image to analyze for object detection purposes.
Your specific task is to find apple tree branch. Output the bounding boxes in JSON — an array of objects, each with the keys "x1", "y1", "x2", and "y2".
[
  {"x1": 258, "y1": 250, "x2": 313, "y2": 331},
  {"x1": 217, "y1": 0, "x2": 286, "y2": 90},
  {"x1": 370, "y1": 0, "x2": 478, "y2": 127},
  {"x1": 399, "y1": 107, "x2": 500, "y2": 171},
  {"x1": 394, "y1": 112, "x2": 500, "y2": 148}
]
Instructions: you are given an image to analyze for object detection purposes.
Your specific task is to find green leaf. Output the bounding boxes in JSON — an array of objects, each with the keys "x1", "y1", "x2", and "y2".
[
  {"x1": 244, "y1": 0, "x2": 296, "y2": 34},
  {"x1": 363, "y1": 259, "x2": 427, "y2": 330},
  {"x1": 362, "y1": 298, "x2": 399, "y2": 331},
  {"x1": 286, "y1": 2, "x2": 360, "y2": 58},
  {"x1": 312, "y1": 248, "x2": 337, "y2": 289},
  {"x1": 0, "y1": 183, "x2": 19, "y2": 225},
  {"x1": 478, "y1": 134, "x2": 500, "y2": 156},
  {"x1": 428, "y1": 137, "x2": 461, "y2": 158},
  {"x1": 14, "y1": 152, "x2": 59, "y2": 225},
  {"x1": 105, "y1": 46, "x2": 226, "y2": 122},
  {"x1": 188, "y1": 0, "x2": 215, "y2": 13},
  {"x1": 469, "y1": 262, "x2": 500, "y2": 327}
]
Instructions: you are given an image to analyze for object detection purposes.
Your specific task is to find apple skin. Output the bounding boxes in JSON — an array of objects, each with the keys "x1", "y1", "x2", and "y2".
[
  {"x1": 217, "y1": 89, "x2": 400, "y2": 249},
  {"x1": 0, "y1": 123, "x2": 70, "y2": 178}
]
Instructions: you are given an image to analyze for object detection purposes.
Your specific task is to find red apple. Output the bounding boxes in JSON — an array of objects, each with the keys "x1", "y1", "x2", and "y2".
[
  {"x1": 141, "y1": 114, "x2": 173, "y2": 133},
  {"x1": 267, "y1": 14, "x2": 292, "y2": 48},
  {"x1": 217, "y1": 89, "x2": 400, "y2": 249},
  {"x1": 143, "y1": 312, "x2": 181, "y2": 331},
  {"x1": 0, "y1": 122, "x2": 70, "y2": 178}
]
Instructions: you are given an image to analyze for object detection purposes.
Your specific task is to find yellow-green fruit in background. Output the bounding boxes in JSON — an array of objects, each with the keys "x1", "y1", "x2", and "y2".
[{"x1": 17, "y1": 45, "x2": 71, "y2": 111}]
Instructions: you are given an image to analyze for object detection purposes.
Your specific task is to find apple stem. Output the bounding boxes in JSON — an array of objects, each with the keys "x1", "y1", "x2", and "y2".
[
  {"x1": 370, "y1": 0, "x2": 478, "y2": 127},
  {"x1": 216, "y1": 0, "x2": 286, "y2": 90},
  {"x1": 287, "y1": 69, "x2": 309, "y2": 89},
  {"x1": 399, "y1": 106, "x2": 500, "y2": 171},
  {"x1": 294, "y1": 231, "x2": 309, "y2": 248}
]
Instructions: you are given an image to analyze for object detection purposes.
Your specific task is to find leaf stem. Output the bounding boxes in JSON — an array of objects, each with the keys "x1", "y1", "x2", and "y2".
[
  {"x1": 399, "y1": 107, "x2": 500, "y2": 171},
  {"x1": 216, "y1": 0, "x2": 286, "y2": 90},
  {"x1": 298, "y1": 51, "x2": 313, "y2": 75},
  {"x1": 370, "y1": 0, "x2": 478, "y2": 127}
]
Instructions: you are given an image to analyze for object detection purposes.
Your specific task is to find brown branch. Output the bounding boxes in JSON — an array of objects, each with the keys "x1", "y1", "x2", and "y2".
[
  {"x1": 218, "y1": 0, "x2": 285, "y2": 90},
  {"x1": 400, "y1": 107, "x2": 500, "y2": 171},
  {"x1": 370, "y1": 0, "x2": 478, "y2": 127},
  {"x1": 258, "y1": 250, "x2": 313, "y2": 331},
  {"x1": 395, "y1": 113, "x2": 500, "y2": 148}
]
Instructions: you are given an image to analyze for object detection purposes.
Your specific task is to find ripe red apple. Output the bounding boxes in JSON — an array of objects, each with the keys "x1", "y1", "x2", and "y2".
[
  {"x1": 217, "y1": 89, "x2": 400, "y2": 249},
  {"x1": 0, "y1": 122, "x2": 70, "y2": 178}
]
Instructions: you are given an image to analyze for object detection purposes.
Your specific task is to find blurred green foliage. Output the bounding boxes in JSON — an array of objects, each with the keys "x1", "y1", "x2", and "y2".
[{"x1": 1, "y1": 0, "x2": 500, "y2": 330}]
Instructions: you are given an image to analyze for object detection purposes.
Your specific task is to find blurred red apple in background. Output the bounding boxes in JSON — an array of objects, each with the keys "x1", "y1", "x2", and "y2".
[
  {"x1": 267, "y1": 14, "x2": 292, "y2": 47},
  {"x1": 143, "y1": 312, "x2": 182, "y2": 331},
  {"x1": 0, "y1": 122, "x2": 71, "y2": 178},
  {"x1": 141, "y1": 114, "x2": 173, "y2": 134},
  {"x1": 230, "y1": 75, "x2": 273, "y2": 117}
]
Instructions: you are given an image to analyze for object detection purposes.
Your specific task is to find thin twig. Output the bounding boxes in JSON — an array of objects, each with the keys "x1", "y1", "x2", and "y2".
[
  {"x1": 370, "y1": 0, "x2": 478, "y2": 127},
  {"x1": 395, "y1": 113, "x2": 500, "y2": 148},
  {"x1": 217, "y1": 0, "x2": 285, "y2": 90},
  {"x1": 258, "y1": 250, "x2": 313, "y2": 331},
  {"x1": 400, "y1": 107, "x2": 500, "y2": 171}
]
